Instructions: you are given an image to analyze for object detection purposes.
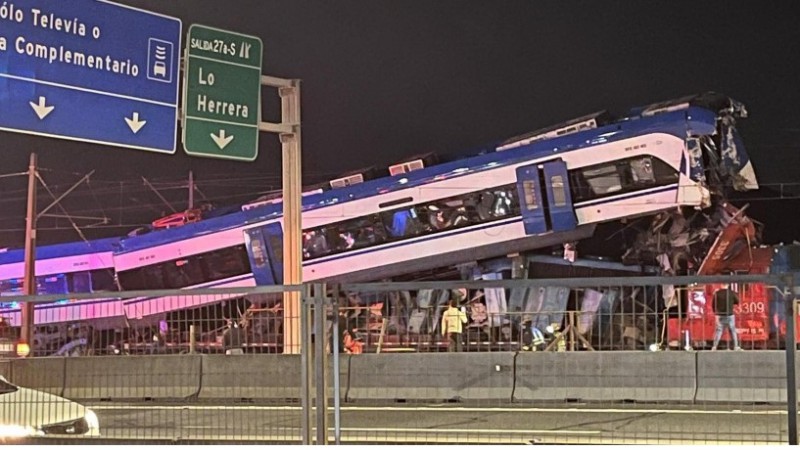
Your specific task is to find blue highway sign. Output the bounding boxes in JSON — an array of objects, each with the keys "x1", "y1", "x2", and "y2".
[{"x1": 0, "y1": 0, "x2": 181, "y2": 153}]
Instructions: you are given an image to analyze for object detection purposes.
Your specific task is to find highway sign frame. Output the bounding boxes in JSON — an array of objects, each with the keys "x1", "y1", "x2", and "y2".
[
  {"x1": 0, "y1": 0, "x2": 182, "y2": 154},
  {"x1": 182, "y1": 24, "x2": 263, "y2": 162}
]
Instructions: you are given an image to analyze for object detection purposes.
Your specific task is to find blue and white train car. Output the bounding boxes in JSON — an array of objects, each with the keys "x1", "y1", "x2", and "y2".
[
  {"x1": 0, "y1": 238, "x2": 121, "y2": 326},
  {"x1": 109, "y1": 92, "x2": 758, "y2": 318},
  {"x1": 0, "y1": 93, "x2": 759, "y2": 323},
  {"x1": 112, "y1": 212, "x2": 274, "y2": 318}
]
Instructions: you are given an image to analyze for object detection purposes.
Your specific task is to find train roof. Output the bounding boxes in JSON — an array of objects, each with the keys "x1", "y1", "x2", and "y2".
[
  {"x1": 626, "y1": 92, "x2": 747, "y2": 120},
  {"x1": 0, "y1": 237, "x2": 120, "y2": 265},
  {"x1": 115, "y1": 98, "x2": 730, "y2": 254},
  {"x1": 115, "y1": 206, "x2": 281, "y2": 254}
]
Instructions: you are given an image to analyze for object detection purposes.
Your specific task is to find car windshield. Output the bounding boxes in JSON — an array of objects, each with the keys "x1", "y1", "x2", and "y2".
[{"x1": 0, "y1": 378, "x2": 18, "y2": 394}]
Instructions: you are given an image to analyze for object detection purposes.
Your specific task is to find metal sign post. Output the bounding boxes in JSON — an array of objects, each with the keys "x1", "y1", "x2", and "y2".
[
  {"x1": 313, "y1": 283, "x2": 328, "y2": 444},
  {"x1": 785, "y1": 276, "x2": 798, "y2": 445},
  {"x1": 233, "y1": 74, "x2": 302, "y2": 355}
]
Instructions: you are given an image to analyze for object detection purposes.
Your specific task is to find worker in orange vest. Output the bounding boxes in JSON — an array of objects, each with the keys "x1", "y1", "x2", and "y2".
[{"x1": 343, "y1": 328, "x2": 364, "y2": 354}]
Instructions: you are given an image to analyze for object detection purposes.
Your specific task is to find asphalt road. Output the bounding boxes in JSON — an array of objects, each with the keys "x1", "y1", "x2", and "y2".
[{"x1": 79, "y1": 403, "x2": 791, "y2": 444}]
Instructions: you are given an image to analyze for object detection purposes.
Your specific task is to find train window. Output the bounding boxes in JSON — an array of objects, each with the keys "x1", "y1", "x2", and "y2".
[
  {"x1": 119, "y1": 246, "x2": 250, "y2": 291},
  {"x1": 522, "y1": 180, "x2": 539, "y2": 211},
  {"x1": 0, "y1": 279, "x2": 22, "y2": 296},
  {"x1": 303, "y1": 230, "x2": 331, "y2": 259},
  {"x1": 583, "y1": 165, "x2": 622, "y2": 195},
  {"x1": 385, "y1": 209, "x2": 423, "y2": 238},
  {"x1": 36, "y1": 274, "x2": 68, "y2": 295},
  {"x1": 249, "y1": 237, "x2": 267, "y2": 268},
  {"x1": 301, "y1": 184, "x2": 520, "y2": 261},
  {"x1": 68, "y1": 271, "x2": 92, "y2": 293},
  {"x1": 267, "y1": 233, "x2": 283, "y2": 265},
  {"x1": 572, "y1": 155, "x2": 678, "y2": 203},
  {"x1": 550, "y1": 175, "x2": 567, "y2": 207},
  {"x1": 90, "y1": 270, "x2": 118, "y2": 292},
  {"x1": 142, "y1": 265, "x2": 166, "y2": 290},
  {"x1": 630, "y1": 157, "x2": 655, "y2": 183},
  {"x1": 118, "y1": 268, "x2": 147, "y2": 291},
  {"x1": 163, "y1": 258, "x2": 206, "y2": 289},
  {"x1": 201, "y1": 245, "x2": 251, "y2": 283}
]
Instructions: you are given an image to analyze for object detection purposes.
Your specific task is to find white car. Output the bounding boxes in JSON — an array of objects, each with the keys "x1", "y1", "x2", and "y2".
[{"x1": 0, "y1": 375, "x2": 99, "y2": 440}]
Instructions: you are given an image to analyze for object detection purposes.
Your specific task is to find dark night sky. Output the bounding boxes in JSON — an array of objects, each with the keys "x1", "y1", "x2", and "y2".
[{"x1": 1, "y1": 1, "x2": 800, "y2": 248}]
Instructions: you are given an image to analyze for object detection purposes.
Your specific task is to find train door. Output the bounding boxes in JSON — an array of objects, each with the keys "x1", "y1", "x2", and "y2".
[
  {"x1": 516, "y1": 160, "x2": 578, "y2": 234},
  {"x1": 244, "y1": 222, "x2": 284, "y2": 285}
]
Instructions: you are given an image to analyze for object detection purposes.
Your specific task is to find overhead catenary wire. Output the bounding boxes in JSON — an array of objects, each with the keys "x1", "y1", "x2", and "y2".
[
  {"x1": 2, "y1": 158, "x2": 800, "y2": 246},
  {"x1": 0, "y1": 171, "x2": 29, "y2": 179},
  {"x1": 35, "y1": 172, "x2": 91, "y2": 244}
]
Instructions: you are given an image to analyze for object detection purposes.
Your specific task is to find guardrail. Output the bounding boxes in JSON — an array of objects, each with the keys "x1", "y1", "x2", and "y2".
[{"x1": 1, "y1": 351, "x2": 795, "y2": 404}]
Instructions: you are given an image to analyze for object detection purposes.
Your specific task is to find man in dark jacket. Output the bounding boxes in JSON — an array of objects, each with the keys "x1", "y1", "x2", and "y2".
[{"x1": 711, "y1": 283, "x2": 741, "y2": 351}]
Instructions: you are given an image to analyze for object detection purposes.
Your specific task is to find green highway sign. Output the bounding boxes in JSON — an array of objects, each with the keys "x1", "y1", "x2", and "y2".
[{"x1": 182, "y1": 25, "x2": 263, "y2": 161}]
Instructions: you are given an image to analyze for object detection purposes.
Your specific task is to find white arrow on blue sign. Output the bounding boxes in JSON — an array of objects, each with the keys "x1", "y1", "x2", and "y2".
[{"x1": 0, "y1": 0, "x2": 182, "y2": 154}]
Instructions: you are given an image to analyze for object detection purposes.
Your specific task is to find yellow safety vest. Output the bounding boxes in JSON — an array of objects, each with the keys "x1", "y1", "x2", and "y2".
[{"x1": 441, "y1": 307, "x2": 468, "y2": 335}]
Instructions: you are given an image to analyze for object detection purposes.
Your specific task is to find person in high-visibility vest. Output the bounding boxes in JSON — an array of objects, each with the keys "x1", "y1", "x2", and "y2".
[
  {"x1": 343, "y1": 328, "x2": 364, "y2": 354},
  {"x1": 441, "y1": 300, "x2": 468, "y2": 352}
]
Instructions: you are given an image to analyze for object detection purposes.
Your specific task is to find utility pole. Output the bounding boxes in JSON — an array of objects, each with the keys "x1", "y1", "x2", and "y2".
[
  {"x1": 188, "y1": 170, "x2": 194, "y2": 209},
  {"x1": 21, "y1": 153, "x2": 38, "y2": 354}
]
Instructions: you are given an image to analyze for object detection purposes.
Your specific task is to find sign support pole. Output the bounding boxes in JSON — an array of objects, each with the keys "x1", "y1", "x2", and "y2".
[
  {"x1": 21, "y1": 153, "x2": 38, "y2": 355},
  {"x1": 281, "y1": 80, "x2": 302, "y2": 355},
  {"x1": 257, "y1": 76, "x2": 302, "y2": 354}
]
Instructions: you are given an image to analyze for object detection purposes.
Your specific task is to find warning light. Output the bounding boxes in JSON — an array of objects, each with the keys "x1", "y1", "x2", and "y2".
[{"x1": 16, "y1": 342, "x2": 31, "y2": 358}]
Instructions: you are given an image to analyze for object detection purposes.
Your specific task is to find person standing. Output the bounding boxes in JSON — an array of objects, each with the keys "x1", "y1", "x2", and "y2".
[
  {"x1": 441, "y1": 300, "x2": 468, "y2": 352},
  {"x1": 711, "y1": 283, "x2": 741, "y2": 351}
]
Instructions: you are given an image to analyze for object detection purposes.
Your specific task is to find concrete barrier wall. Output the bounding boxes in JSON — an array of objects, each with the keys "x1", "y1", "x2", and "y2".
[
  {"x1": 347, "y1": 352, "x2": 514, "y2": 402},
  {"x1": 0, "y1": 359, "x2": 12, "y2": 380},
  {"x1": 514, "y1": 351, "x2": 696, "y2": 403},
  {"x1": 200, "y1": 354, "x2": 301, "y2": 400},
  {"x1": 199, "y1": 354, "x2": 349, "y2": 401},
  {"x1": 9, "y1": 357, "x2": 66, "y2": 396},
  {"x1": 696, "y1": 351, "x2": 788, "y2": 403},
  {"x1": 4, "y1": 352, "x2": 799, "y2": 405},
  {"x1": 62, "y1": 355, "x2": 202, "y2": 401}
]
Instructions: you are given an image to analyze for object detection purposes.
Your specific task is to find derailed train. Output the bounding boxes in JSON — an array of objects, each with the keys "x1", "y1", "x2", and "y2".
[{"x1": 0, "y1": 92, "x2": 770, "y2": 352}]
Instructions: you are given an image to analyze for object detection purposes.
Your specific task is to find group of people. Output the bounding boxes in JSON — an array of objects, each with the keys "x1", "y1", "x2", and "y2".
[{"x1": 325, "y1": 282, "x2": 745, "y2": 355}]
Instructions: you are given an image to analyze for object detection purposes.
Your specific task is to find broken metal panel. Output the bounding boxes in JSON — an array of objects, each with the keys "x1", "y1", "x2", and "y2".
[
  {"x1": 697, "y1": 203, "x2": 757, "y2": 275},
  {"x1": 622, "y1": 199, "x2": 760, "y2": 280},
  {"x1": 685, "y1": 137, "x2": 706, "y2": 184},
  {"x1": 593, "y1": 288, "x2": 619, "y2": 344},
  {"x1": 578, "y1": 288, "x2": 603, "y2": 335},
  {"x1": 529, "y1": 286, "x2": 570, "y2": 332},
  {"x1": 720, "y1": 116, "x2": 759, "y2": 191},
  {"x1": 507, "y1": 287, "x2": 528, "y2": 316},
  {"x1": 480, "y1": 272, "x2": 508, "y2": 327}
]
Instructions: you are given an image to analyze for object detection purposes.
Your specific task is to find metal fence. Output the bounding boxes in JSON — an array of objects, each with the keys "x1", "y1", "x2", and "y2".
[{"x1": 0, "y1": 274, "x2": 799, "y2": 444}]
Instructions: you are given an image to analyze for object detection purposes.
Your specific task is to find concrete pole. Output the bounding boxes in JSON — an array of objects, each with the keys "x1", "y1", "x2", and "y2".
[
  {"x1": 21, "y1": 153, "x2": 38, "y2": 354},
  {"x1": 280, "y1": 80, "x2": 302, "y2": 354},
  {"x1": 188, "y1": 170, "x2": 194, "y2": 210}
]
